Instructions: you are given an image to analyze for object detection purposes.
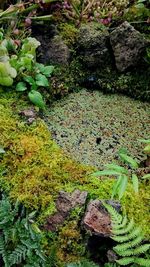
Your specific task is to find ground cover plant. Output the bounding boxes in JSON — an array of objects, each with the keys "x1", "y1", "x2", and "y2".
[{"x1": 0, "y1": 31, "x2": 54, "y2": 108}]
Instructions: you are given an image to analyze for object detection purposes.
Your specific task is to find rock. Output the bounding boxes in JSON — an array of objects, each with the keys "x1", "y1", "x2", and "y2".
[
  {"x1": 45, "y1": 190, "x2": 88, "y2": 231},
  {"x1": 46, "y1": 35, "x2": 70, "y2": 65},
  {"x1": 19, "y1": 108, "x2": 37, "y2": 124},
  {"x1": 110, "y1": 21, "x2": 149, "y2": 72},
  {"x1": 32, "y1": 24, "x2": 70, "y2": 65},
  {"x1": 19, "y1": 108, "x2": 37, "y2": 118},
  {"x1": 107, "y1": 249, "x2": 118, "y2": 262},
  {"x1": 83, "y1": 200, "x2": 120, "y2": 237},
  {"x1": 77, "y1": 23, "x2": 111, "y2": 68}
]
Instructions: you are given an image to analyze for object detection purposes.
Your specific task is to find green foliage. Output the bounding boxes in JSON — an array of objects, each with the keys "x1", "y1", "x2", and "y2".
[
  {"x1": 103, "y1": 202, "x2": 150, "y2": 266},
  {"x1": 0, "y1": 35, "x2": 54, "y2": 108},
  {"x1": 0, "y1": 195, "x2": 53, "y2": 267},
  {"x1": 104, "y1": 264, "x2": 119, "y2": 267},
  {"x1": 93, "y1": 149, "x2": 139, "y2": 199},
  {"x1": 124, "y1": 0, "x2": 150, "y2": 22},
  {"x1": 66, "y1": 259, "x2": 99, "y2": 267}
]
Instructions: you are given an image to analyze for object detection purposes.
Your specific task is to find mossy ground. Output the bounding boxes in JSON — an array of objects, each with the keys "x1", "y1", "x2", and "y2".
[{"x1": 0, "y1": 91, "x2": 150, "y2": 264}]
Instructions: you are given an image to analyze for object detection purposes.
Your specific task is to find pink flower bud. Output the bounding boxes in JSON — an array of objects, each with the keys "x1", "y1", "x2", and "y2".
[
  {"x1": 13, "y1": 29, "x2": 20, "y2": 35},
  {"x1": 25, "y1": 18, "x2": 32, "y2": 27}
]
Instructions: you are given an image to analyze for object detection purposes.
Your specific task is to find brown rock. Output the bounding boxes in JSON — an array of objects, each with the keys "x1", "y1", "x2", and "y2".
[
  {"x1": 83, "y1": 200, "x2": 112, "y2": 237},
  {"x1": 45, "y1": 190, "x2": 88, "y2": 231}
]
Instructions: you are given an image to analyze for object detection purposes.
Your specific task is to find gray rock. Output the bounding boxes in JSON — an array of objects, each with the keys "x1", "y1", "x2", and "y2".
[
  {"x1": 77, "y1": 23, "x2": 111, "y2": 68},
  {"x1": 83, "y1": 200, "x2": 121, "y2": 237},
  {"x1": 110, "y1": 21, "x2": 149, "y2": 72},
  {"x1": 46, "y1": 35, "x2": 70, "y2": 65}
]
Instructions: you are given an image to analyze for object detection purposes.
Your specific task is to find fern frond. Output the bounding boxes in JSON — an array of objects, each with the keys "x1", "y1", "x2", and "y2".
[
  {"x1": 133, "y1": 244, "x2": 150, "y2": 255},
  {"x1": 104, "y1": 202, "x2": 150, "y2": 266},
  {"x1": 102, "y1": 202, "x2": 122, "y2": 224},
  {"x1": 115, "y1": 244, "x2": 150, "y2": 257},
  {"x1": 112, "y1": 218, "x2": 134, "y2": 235},
  {"x1": 114, "y1": 235, "x2": 144, "y2": 252},
  {"x1": 116, "y1": 257, "x2": 135, "y2": 265},
  {"x1": 9, "y1": 245, "x2": 27, "y2": 265},
  {"x1": 112, "y1": 227, "x2": 142, "y2": 243},
  {"x1": 134, "y1": 258, "x2": 150, "y2": 266}
]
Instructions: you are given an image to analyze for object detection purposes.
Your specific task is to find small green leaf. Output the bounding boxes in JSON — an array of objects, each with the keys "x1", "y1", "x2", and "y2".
[
  {"x1": 118, "y1": 175, "x2": 128, "y2": 199},
  {"x1": 16, "y1": 82, "x2": 27, "y2": 91},
  {"x1": 106, "y1": 163, "x2": 128, "y2": 174},
  {"x1": 28, "y1": 90, "x2": 45, "y2": 109},
  {"x1": 23, "y1": 76, "x2": 35, "y2": 85},
  {"x1": 141, "y1": 173, "x2": 150, "y2": 179},
  {"x1": 35, "y1": 74, "x2": 49, "y2": 87},
  {"x1": 111, "y1": 175, "x2": 123, "y2": 199},
  {"x1": 119, "y1": 153, "x2": 139, "y2": 169},
  {"x1": 131, "y1": 174, "x2": 139, "y2": 193},
  {"x1": 41, "y1": 65, "x2": 54, "y2": 77}
]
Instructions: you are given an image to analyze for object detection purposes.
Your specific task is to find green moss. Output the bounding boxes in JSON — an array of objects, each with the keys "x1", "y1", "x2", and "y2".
[
  {"x1": 59, "y1": 23, "x2": 79, "y2": 47},
  {"x1": 0, "y1": 93, "x2": 149, "y2": 265},
  {"x1": 0, "y1": 94, "x2": 93, "y2": 214}
]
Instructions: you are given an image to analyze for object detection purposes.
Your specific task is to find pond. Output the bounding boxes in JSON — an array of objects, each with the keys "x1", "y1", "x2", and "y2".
[{"x1": 46, "y1": 89, "x2": 150, "y2": 168}]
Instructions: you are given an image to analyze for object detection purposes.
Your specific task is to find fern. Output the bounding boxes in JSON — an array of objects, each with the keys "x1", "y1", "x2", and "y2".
[
  {"x1": 103, "y1": 202, "x2": 150, "y2": 266},
  {"x1": 0, "y1": 195, "x2": 50, "y2": 266}
]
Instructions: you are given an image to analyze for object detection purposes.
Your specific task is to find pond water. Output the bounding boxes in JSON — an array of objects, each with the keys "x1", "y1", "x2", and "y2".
[{"x1": 46, "y1": 89, "x2": 150, "y2": 168}]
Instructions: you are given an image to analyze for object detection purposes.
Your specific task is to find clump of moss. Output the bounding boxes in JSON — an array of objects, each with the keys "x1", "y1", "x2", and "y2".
[
  {"x1": 59, "y1": 23, "x2": 79, "y2": 47},
  {"x1": 0, "y1": 95, "x2": 93, "y2": 215}
]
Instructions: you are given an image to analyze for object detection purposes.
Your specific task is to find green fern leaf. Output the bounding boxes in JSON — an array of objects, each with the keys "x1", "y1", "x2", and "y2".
[
  {"x1": 112, "y1": 218, "x2": 134, "y2": 235},
  {"x1": 9, "y1": 245, "x2": 27, "y2": 265},
  {"x1": 116, "y1": 257, "x2": 135, "y2": 265},
  {"x1": 131, "y1": 174, "x2": 139, "y2": 193},
  {"x1": 112, "y1": 227, "x2": 142, "y2": 243},
  {"x1": 133, "y1": 244, "x2": 150, "y2": 255},
  {"x1": 114, "y1": 235, "x2": 144, "y2": 252},
  {"x1": 105, "y1": 164, "x2": 128, "y2": 174},
  {"x1": 134, "y1": 258, "x2": 150, "y2": 266},
  {"x1": 102, "y1": 202, "x2": 122, "y2": 224},
  {"x1": 118, "y1": 175, "x2": 128, "y2": 199},
  {"x1": 113, "y1": 215, "x2": 128, "y2": 231}
]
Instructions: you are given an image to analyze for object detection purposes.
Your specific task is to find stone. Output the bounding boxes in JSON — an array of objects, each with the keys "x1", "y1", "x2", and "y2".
[
  {"x1": 110, "y1": 21, "x2": 149, "y2": 72},
  {"x1": 83, "y1": 200, "x2": 111, "y2": 237},
  {"x1": 46, "y1": 35, "x2": 70, "y2": 65},
  {"x1": 107, "y1": 249, "x2": 118, "y2": 262},
  {"x1": 45, "y1": 190, "x2": 88, "y2": 231},
  {"x1": 32, "y1": 24, "x2": 70, "y2": 65},
  {"x1": 77, "y1": 23, "x2": 111, "y2": 68},
  {"x1": 19, "y1": 108, "x2": 37, "y2": 124},
  {"x1": 83, "y1": 200, "x2": 121, "y2": 237}
]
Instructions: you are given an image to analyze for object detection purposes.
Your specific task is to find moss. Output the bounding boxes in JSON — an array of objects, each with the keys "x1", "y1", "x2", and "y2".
[
  {"x1": 58, "y1": 23, "x2": 79, "y2": 47},
  {"x1": 56, "y1": 219, "x2": 85, "y2": 264},
  {"x1": 0, "y1": 94, "x2": 93, "y2": 214},
  {"x1": 0, "y1": 93, "x2": 150, "y2": 265}
]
